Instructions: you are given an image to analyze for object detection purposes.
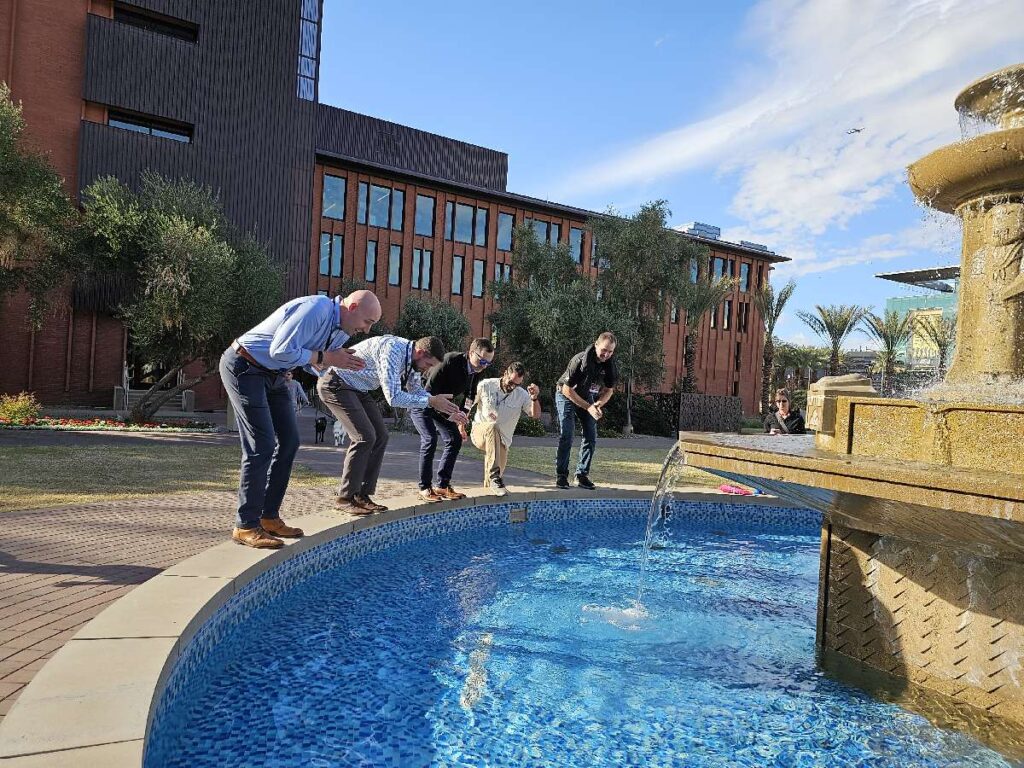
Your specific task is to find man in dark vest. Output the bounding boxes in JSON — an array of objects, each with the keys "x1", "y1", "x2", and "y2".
[{"x1": 554, "y1": 331, "x2": 618, "y2": 489}]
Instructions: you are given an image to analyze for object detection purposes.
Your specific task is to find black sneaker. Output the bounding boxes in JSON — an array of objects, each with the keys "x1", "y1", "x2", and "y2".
[
  {"x1": 555, "y1": 475, "x2": 570, "y2": 489},
  {"x1": 575, "y1": 474, "x2": 596, "y2": 490}
]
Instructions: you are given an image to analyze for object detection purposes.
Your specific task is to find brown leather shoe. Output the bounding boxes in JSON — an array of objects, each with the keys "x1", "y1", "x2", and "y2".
[
  {"x1": 260, "y1": 517, "x2": 304, "y2": 538},
  {"x1": 436, "y1": 486, "x2": 466, "y2": 501},
  {"x1": 232, "y1": 526, "x2": 283, "y2": 549},
  {"x1": 336, "y1": 496, "x2": 375, "y2": 515},
  {"x1": 354, "y1": 494, "x2": 388, "y2": 512},
  {"x1": 419, "y1": 488, "x2": 444, "y2": 503}
]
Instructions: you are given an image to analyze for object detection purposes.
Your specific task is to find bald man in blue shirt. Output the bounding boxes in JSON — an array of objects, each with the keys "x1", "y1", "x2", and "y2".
[{"x1": 220, "y1": 289, "x2": 381, "y2": 548}]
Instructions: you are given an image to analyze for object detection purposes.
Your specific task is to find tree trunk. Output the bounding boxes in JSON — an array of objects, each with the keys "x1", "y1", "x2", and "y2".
[
  {"x1": 760, "y1": 337, "x2": 774, "y2": 415},
  {"x1": 129, "y1": 364, "x2": 216, "y2": 423},
  {"x1": 681, "y1": 331, "x2": 698, "y2": 394},
  {"x1": 829, "y1": 348, "x2": 840, "y2": 376}
]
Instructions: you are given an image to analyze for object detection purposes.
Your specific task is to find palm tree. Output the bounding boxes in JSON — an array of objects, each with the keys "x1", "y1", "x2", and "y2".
[
  {"x1": 677, "y1": 258, "x2": 736, "y2": 394},
  {"x1": 862, "y1": 309, "x2": 914, "y2": 394},
  {"x1": 916, "y1": 313, "x2": 957, "y2": 378},
  {"x1": 753, "y1": 279, "x2": 796, "y2": 415},
  {"x1": 796, "y1": 304, "x2": 868, "y2": 375}
]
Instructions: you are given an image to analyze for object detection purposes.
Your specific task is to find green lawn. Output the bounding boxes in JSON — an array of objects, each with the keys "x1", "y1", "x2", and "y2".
[
  {"x1": 461, "y1": 444, "x2": 720, "y2": 488},
  {"x1": 0, "y1": 445, "x2": 332, "y2": 512}
]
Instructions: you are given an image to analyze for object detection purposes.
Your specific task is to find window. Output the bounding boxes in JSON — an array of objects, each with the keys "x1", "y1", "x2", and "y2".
[
  {"x1": 735, "y1": 341, "x2": 743, "y2": 372},
  {"x1": 108, "y1": 111, "x2": 191, "y2": 143},
  {"x1": 331, "y1": 234, "x2": 343, "y2": 277},
  {"x1": 390, "y1": 189, "x2": 404, "y2": 232},
  {"x1": 365, "y1": 240, "x2": 377, "y2": 282},
  {"x1": 497, "y1": 213, "x2": 514, "y2": 251},
  {"x1": 550, "y1": 223, "x2": 561, "y2": 245},
  {"x1": 590, "y1": 236, "x2": 597, "y2": 266},
  {"x1": 296, "y1": 0, "x2": 320, "y2": 100},
  {"x1": 757, "y1": 264, "x2": 764, "y2": 288},
  {"x1": 113, "y1": 3, "x2": 198, "y2": 42},
  {"x1": 740, "y1": 263, "x2": 750, "y2": 291},
  {"x1": 357, "y1": 182, "x2": 368, "y2": 224},
  {"x1": 738, "y1": 302, "x2": 750, "y2": 332},
  {"x1": 670, "y1": 303, "x2": 679, "y2": 324},
  {"x1": 710, "y1": 305, "x2": 718, "y2": 329},
  {"x1": 475, "y1": 207, "x2": 488, "y2": 247},
  {"x1": 411, "y1": 248, "x2": 432, "y2": 290},
  {"x1": 452, "y1": 255, "x2": 464, "y2": 295},
  {"x1": 723, "y1": 299, "x2": 733, "y2": 330},
  {"x1": 713, "y1": 257, "x2": 727, "y2": 279},
  {"x1": 317, "y1": 290, "x2": 329, "y2": 296},
  {"x1": 728, "y1": 259, "x2": 736, "y2": 277},
  {"x1": 732, "y1": 381, "x2": 740, "y2": 396},
  {"x1": 569, "y1": 227, "x2": 583, "y2": 264},
  {"x1": 415, "y1": 195, "x2": 435, "y2": 237},
  {"x1": 454, "y1": 203, "x2": 474, "y2": 244},
  {"x1": 369, "y1": 185, "x2": 390, "y2": 227},
  {"x1": 322, "y1": 175, "x2": 346, "y2": 220},
  {"x1": 444, "y1": 202, "x2": 455, "y2": 240},
  {"x1": 690, "y1": 258, "x2": 699, "y2": 283},
  {"x1": 472, "y1": 259, "x2": 485, "y2": 297},
  {"x1": 388, "y1": 245, "x2": 401, "y2": 286},
  {"x1": 319, "y1": 233, "x2": 331, "y2": 277},
  {"x1": 528, "y1": 218, "x2": 548, "y2": 242},
  {"x1": 494, "y1": 263, "x2": 512, "y2": 282}
]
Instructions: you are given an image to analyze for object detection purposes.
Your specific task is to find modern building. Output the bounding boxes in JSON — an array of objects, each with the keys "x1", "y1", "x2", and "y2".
[
  {"x1": 877, "y1": 265, "x2": 959, "y2": 369},
  {"x1": 2, "y1": 0, "x2": 787, "y2": 415}
]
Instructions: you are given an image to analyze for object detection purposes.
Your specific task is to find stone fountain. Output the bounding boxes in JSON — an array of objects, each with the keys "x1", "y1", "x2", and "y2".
[{"x1": 678, "y1": 64, "x2": 1024, "y2": 753}]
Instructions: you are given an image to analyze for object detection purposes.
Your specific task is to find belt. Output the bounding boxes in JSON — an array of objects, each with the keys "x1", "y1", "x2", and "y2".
[{"x1": 231, "y1": 341, "x2": 285, "y2": 374}]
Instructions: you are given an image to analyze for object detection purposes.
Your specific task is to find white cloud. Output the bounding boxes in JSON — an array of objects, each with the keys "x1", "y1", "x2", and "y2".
[{"x1": 553, "y1": 0, "x2": 1024, "y2": 275}]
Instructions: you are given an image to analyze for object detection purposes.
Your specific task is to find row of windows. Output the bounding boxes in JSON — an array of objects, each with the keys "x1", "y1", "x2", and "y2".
[
  {"x1": 337, "y1": 240, "x2": 488, "y2": 298},
  {"x1": 108, "y1": 111, "x2": 192, "y2": 143},
  {"x1": 297, "y1": 0, "x2": 320, "y2": 100},
  {"x1": 321, "y1": 174, "x2": 561, "y2": 255},
  {"x1": 113, "y1": 2, "x2": 197, "y2": 42},
  {"x1": 712, "y1": 257, "x2": 760, "y2": 292},
  {"x1": 708, "y1": 299, "x2": 752, "y2": 332}
]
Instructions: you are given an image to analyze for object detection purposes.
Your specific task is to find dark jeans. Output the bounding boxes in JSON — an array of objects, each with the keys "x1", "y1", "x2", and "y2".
[
  {"x1": 410, "y1": 408, "x2": 463, "y2": 490},
  {"x1": 219, "y1": 347, "x2": 299, "y2": 529},
  {"x1": 555, "y1": 392, "x2": 597, "y2": 478}
]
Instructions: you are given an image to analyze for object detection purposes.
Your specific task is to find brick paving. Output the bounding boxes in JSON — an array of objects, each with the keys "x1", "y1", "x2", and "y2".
[{"x1": 0, "y1": 430, "x2": 558, "y2": 719}]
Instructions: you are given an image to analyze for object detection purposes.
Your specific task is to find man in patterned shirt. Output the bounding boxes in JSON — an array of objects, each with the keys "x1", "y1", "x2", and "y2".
[{"x1": 318, "y1": 335, "x2": 468, "y2": 513}]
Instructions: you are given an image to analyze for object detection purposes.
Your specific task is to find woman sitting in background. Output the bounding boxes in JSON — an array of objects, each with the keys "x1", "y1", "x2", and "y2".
[{"x1": 764, "y1": 388, "x2": 805, "y2": 435}]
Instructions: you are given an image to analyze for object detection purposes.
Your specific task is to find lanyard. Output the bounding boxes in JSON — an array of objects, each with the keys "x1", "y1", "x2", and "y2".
[{"x1": 400, "y1": 341, "x2": 414, "y2": 388}]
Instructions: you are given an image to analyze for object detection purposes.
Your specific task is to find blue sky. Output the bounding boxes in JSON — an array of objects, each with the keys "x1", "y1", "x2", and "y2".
[{"x1": 320, "y1": 0, "x2": 1024, "y2": 345}]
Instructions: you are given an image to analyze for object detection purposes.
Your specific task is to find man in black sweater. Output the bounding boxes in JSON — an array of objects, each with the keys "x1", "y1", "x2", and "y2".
[
  {"x1": 410, "y1": 337, "x2": 495, "y2": 501},
  {"x1": 555, "y1": 332, "x2": 618, "y2": 489}
]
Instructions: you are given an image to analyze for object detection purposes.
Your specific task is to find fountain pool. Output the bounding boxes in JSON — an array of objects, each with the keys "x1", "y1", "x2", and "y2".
[{"x1": 143, "y1": 500, "x2": 1014, "y2": 767}]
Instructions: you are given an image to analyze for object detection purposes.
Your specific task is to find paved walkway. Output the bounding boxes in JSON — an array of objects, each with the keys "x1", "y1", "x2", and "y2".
[{"x1": 0, "y1": 427, "x2": 608, "y2": 719}]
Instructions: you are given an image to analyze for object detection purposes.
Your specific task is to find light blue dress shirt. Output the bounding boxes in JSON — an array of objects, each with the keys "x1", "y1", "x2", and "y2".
[
  {"x1": 236, "y1": 295, "x2": 349, "y2": 374},
  {"x1": 331, "y1": 335, "x2": 430, "y2": 409}
]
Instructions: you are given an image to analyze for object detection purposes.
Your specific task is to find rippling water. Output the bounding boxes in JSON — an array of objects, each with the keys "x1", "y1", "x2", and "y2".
[{"x1": 150, "y1": 514, "x2": 1016, "y2": 767}]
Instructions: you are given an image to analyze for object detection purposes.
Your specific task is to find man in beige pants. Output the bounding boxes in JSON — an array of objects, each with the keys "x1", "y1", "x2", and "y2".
[{"x1": 469, "y1": 362, "x2": 540, "y2": 496}]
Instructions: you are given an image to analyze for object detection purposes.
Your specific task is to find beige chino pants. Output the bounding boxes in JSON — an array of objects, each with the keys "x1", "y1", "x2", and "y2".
[{"x1": 470, "y1": 422, "x2": 508, "y2": 487}]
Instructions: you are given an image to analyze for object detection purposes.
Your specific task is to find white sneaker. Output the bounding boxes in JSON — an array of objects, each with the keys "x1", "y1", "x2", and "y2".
[{"x1": 491, "y1": 479, "x2": 508, "y2": 497}]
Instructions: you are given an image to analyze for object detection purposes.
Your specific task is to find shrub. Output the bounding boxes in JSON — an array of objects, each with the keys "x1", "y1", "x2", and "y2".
[
  {"x1": 514, "y1": 416, "x2": 547, "y2": 437},
  {"x1": 597, "y1": 424, "x2": 621, "y2": 439},
  {"x1": 0, "y1": 392, "x2": 42, "y2": 422}
]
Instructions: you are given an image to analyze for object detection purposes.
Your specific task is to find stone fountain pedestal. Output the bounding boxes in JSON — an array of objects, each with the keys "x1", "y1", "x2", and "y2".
[{"x1": 679, "y1": 63, "x2": 1024, "y2": 752}]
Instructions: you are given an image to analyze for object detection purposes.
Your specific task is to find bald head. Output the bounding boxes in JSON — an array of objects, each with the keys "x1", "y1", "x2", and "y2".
[{"x1": 339, "y1": 290, "x2": 382, "y2": 335}]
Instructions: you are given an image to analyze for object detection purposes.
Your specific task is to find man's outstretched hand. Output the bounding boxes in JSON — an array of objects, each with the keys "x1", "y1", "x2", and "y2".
[{"x1": 323, "y1": 348, "x2": 365, "y2": 371}]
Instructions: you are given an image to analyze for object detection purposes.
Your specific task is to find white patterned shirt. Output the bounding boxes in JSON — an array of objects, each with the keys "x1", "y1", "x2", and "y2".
[{"x1": 329, "y1": 335, "x2": 430, "y2": 409}]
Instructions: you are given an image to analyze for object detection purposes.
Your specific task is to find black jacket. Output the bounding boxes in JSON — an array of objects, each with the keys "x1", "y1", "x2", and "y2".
[
  {"x1": 764, "y1": 408, "x2": 806, "y2": 434},
  {"x1": 557, "y1": 346, "x2": 617, "y2": 401},
  {"x1": 421, "y1": 352, "x2": 477, "y2": 413}
]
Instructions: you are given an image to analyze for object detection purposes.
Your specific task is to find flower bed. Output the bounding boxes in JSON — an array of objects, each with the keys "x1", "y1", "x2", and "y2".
[{"x1": 0, "y1": 417, "x2": 219, "y2": 433}]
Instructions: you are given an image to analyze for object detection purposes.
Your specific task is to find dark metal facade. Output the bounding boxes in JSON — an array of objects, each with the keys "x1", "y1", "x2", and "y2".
[{"x1": 78, "y1": 1, "x2": 508, "y2": 299}]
